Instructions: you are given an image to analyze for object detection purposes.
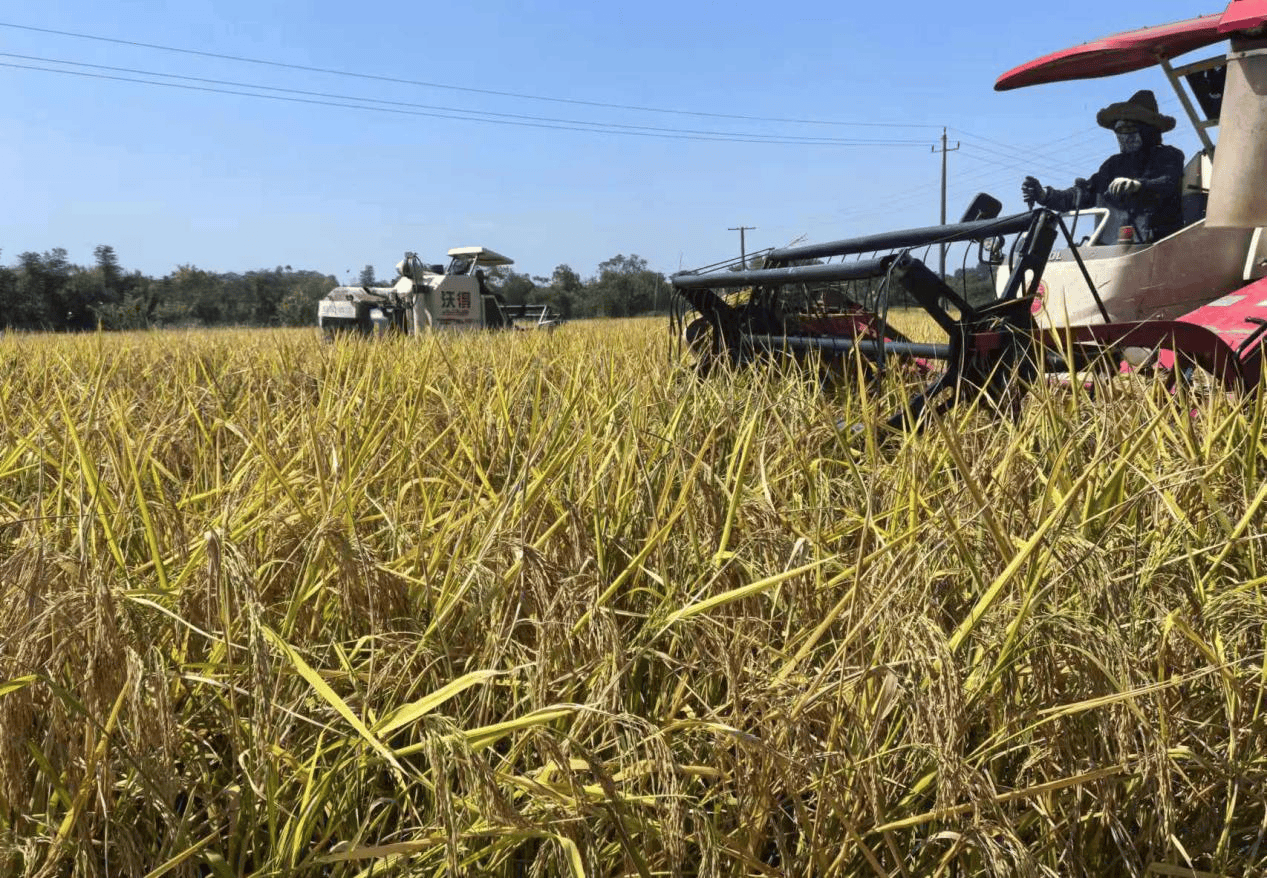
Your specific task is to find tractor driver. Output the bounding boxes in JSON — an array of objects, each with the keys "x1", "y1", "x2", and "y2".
[{"x1": 1021, "y1": 90, "x2": 1185, "y2": 243}]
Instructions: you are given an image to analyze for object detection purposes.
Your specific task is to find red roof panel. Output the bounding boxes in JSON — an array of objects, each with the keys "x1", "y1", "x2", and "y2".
[
  {"x1": 1219, "y1": 0, "x2": 1267, "y2": 31},
  {"x1": 995, "y1": 14, "x2": 1225, "y2": 91}
]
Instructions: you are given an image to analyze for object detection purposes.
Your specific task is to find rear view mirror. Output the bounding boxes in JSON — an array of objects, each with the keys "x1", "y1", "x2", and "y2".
[{"x1": 961, "y1": 193, "x2": 1003, "y2": 223}]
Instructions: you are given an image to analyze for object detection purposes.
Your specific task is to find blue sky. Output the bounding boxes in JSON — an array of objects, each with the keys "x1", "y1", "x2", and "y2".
[{"x1": 2, "y1": 0, "x2": 1220, "y2": 284}]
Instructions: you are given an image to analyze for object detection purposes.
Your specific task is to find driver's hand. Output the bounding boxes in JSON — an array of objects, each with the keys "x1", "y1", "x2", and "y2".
[
  {"x1": 1108, "y1": 177, "x2": 1142, "y2": 196},
  {"x1": 1021, "y1": 176, "x2": 1046, "y2": 205}
]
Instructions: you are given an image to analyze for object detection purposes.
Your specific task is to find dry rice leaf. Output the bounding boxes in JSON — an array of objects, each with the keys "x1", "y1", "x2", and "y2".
[
  {"x1": 871, "y1": 764, "x2": 1126, "y2": 833},
  {"x1": 0, "y1": 674, "x2": 37, "y2": 698},
  {"x1": 261, "y1": 625, "x2": 402, "y2": 772},
  {"x1": 373, "y1": 669, "x2": 504, "y2": 736},
  {"x1": 659, "y1": 558, "x2": 829, "y2": 630}
]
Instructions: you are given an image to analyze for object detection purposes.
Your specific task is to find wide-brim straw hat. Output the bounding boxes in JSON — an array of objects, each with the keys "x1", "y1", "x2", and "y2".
[{"x1": 1096, "y1": 89, "x2": 1176, "y2": 132}]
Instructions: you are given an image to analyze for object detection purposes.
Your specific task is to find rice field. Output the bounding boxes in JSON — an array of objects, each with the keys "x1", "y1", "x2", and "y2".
[{"x1": 1, "y1": 318, "x2": 1265, "y2": 877}]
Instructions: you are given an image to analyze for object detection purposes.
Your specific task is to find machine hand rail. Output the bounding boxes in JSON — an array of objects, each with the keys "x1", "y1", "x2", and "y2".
[
  {"x1": 671, "y1": 256, "x2": 896, "y2": 290},
  {"x1": 762, "y1": 212, "x2": 1034, "y2": 264}
]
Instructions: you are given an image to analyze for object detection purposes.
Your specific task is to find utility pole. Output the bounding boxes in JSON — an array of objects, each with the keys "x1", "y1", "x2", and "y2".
[
  {"x1": 729, "y1": 226, "x2": 755, "y2": 268},
  {"x1": 932, "y1": 127, "x2": 960, "y2": 279}
]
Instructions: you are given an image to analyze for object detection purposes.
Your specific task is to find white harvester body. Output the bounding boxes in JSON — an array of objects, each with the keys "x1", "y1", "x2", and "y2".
[{"x1": 317, "y1": 247, "x2": 561, "y2": 336}]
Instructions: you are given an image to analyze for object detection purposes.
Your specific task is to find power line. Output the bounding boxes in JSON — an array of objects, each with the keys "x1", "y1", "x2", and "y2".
[
  {"x1": 0, "y1": 61, "x2": 932, "y2": 146},
  {"x1": 830, "y1": 143, "x2": 1053, "y2": 225},
  {"x1": 829, "y1": 160, "x2": 1022, "y2": 225},
  {"x1": 1, "y1": 52, "x2": 933, "y2": 145},
  {"x1": 958, "y1": 146, "x2": 1062, "y2": 176},
  {"x1": 830, "y1": 126, "x2": 1121, "y2": 224},
  {"x1": 954, "y1": 125, "x2": 1126, "y2": 177},
  {"x1": 954, "y1": 125, "x2": 1099, "y2": 163},
  {"x1": 956, "y1": 139, "x2": 1088, "y2": 177},
  {"x1": 863, "y1": 124, "x2": 1164, "y2": 222},
  {"x1": 0, "y1": 21, "x2": 944, "y2": 131}
]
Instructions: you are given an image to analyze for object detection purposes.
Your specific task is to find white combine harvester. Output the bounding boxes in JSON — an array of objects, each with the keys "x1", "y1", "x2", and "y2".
[{"x1": 317, "y1": 247, "x2": 562, "y2": 337}]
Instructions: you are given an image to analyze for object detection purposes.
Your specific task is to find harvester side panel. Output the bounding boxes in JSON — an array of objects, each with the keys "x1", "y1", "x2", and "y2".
[
  {"x1": 422, "y1": 276, "x2": 484, "y2": 330},
  {"x1": 1014, "y1": 221, "x2": 1257, "y2": 325}
]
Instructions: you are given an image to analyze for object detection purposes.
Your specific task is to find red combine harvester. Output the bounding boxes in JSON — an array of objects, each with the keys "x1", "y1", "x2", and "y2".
[{"x1": 671, "y1": 0, "x2": 1267, "y2": 429}]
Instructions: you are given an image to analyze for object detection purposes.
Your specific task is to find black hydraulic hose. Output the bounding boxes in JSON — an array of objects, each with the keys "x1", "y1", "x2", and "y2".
[{"x1": 1236, "y1": 318, "x2": 1267, "y2": 358}]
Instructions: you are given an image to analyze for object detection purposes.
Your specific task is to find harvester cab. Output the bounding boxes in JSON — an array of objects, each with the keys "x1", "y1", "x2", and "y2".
[
  {"x1": 993, "y1": 1, "x2": 1267, "y2": 330},
  {"x1": 317, "y1": 246, "x2": 563, "y2": 337},
  {"x1": 671, "y1": 0, "x2": 1267, "y2": 430}
]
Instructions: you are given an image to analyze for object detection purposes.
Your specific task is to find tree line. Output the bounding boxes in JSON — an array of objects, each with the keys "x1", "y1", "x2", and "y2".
[
  {"x1": 0, "y1": 246, "x2": 674, "y2": 332},
  {"x1": 0, "y1": 245, "x2": 1004, "y2": 332}
]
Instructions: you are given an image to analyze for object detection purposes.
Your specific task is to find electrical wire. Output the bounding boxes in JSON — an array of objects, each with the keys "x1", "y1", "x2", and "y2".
[
  {"x1": 1, "y1": 52, "x2": 934, "y2": 144},
  {"x1": 957, "y1": 139, "x2": 1088, "y2": 177},
  {"x1": 0, "y1": 60, "x2": 931, "y2": 146},
  {"x1": 953, "y1": 125, "x2": 1105, "y2": 165},
  {"x1": 0, "y1": 21, "x2": 944, "y2": 131},
  {"x1": 829, "y1": 125, "x2": 1124, "y2": 225}
]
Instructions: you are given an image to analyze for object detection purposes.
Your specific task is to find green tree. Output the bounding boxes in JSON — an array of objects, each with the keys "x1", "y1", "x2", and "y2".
[
  {"x1": 588, "y1": 254, "x2": 665, "y2": 317},
  {"x1": 93, "y1": 245, "x2": 122, "y2": 302},
  {"x1": 358, "y1": 264, "x2": 377, "y2": 287},
  {"x1": 16, "y1": 249, "x2": 73, "y2": 329},
  {"x1": 93, "y1": 269, "x2": 157, "y2": 330},
  {"x1": 951, "y1": 264, "x2": 1001, "y2": 307},
  {"x1": 163, "y1": 265, "x2": 223, "y2": 325},
  {"x1": 0, "y1": 250, "x2": 349, "y2": 331},
  {"x1": 0, "y1": 251, "x2": 25, "y2": 329},
  {"x1": 247, "y1": 268, "x2": 288, "y2": 324},
  {"x1": 277, "y1": 271, "x2": 338, "y2": 326},
  {"x1": 538, "y1": 264, "x2": 584, "y2": 318},
  {"x1": 498, "y1": 271, "x2": 536, "y2": 306},
  {"x1": 219, "y1": 273, "x2": 254, "y2": 324}
]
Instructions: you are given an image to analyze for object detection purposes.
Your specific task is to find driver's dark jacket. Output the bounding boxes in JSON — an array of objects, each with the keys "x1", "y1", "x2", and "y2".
[{"x1": 1043, "y1": 144, "x2": 1185, "y2": 242}]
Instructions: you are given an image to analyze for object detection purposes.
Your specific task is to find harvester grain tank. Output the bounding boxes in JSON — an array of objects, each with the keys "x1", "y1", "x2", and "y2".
[
  {"x1": 317, "y1": 247, "x2": 562, "y2": 337},
  {"x1": 670, "y1": 0, "x2": 1267, "y2": 428}
]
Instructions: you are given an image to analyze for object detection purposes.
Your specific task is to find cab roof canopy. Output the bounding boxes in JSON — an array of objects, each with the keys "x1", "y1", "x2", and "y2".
[
  {"x1": 995, "y1": 0, "x2": 1267, "y2": 91},
  {"x1": 447, "y1": 246, "x2": 514, "y2": 266}
]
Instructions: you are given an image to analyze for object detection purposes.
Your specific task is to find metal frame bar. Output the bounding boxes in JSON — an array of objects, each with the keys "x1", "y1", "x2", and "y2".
[
  {"x1": 747, "y1": 334, "x2": 952, "y2": 360},
  {"x1": 672, "y1": 256, "x2": 894, "y2": 290},
  {"x1": 1161, "y1": 56, "x2": 1217, "y2": 156},
  {"x1": 764, "y1": 212, "x2": 1034, "y2": 264}
]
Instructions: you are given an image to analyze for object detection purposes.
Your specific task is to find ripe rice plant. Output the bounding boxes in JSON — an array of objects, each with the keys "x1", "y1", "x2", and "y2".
[{"x1": 0, "y1": 320, "x2": 1265, "y2": 877}]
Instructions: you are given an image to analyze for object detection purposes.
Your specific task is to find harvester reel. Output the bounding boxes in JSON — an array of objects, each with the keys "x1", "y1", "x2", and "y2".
[{"x1": 683, "y1": 313, "x2": 728, "y2": 376}]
